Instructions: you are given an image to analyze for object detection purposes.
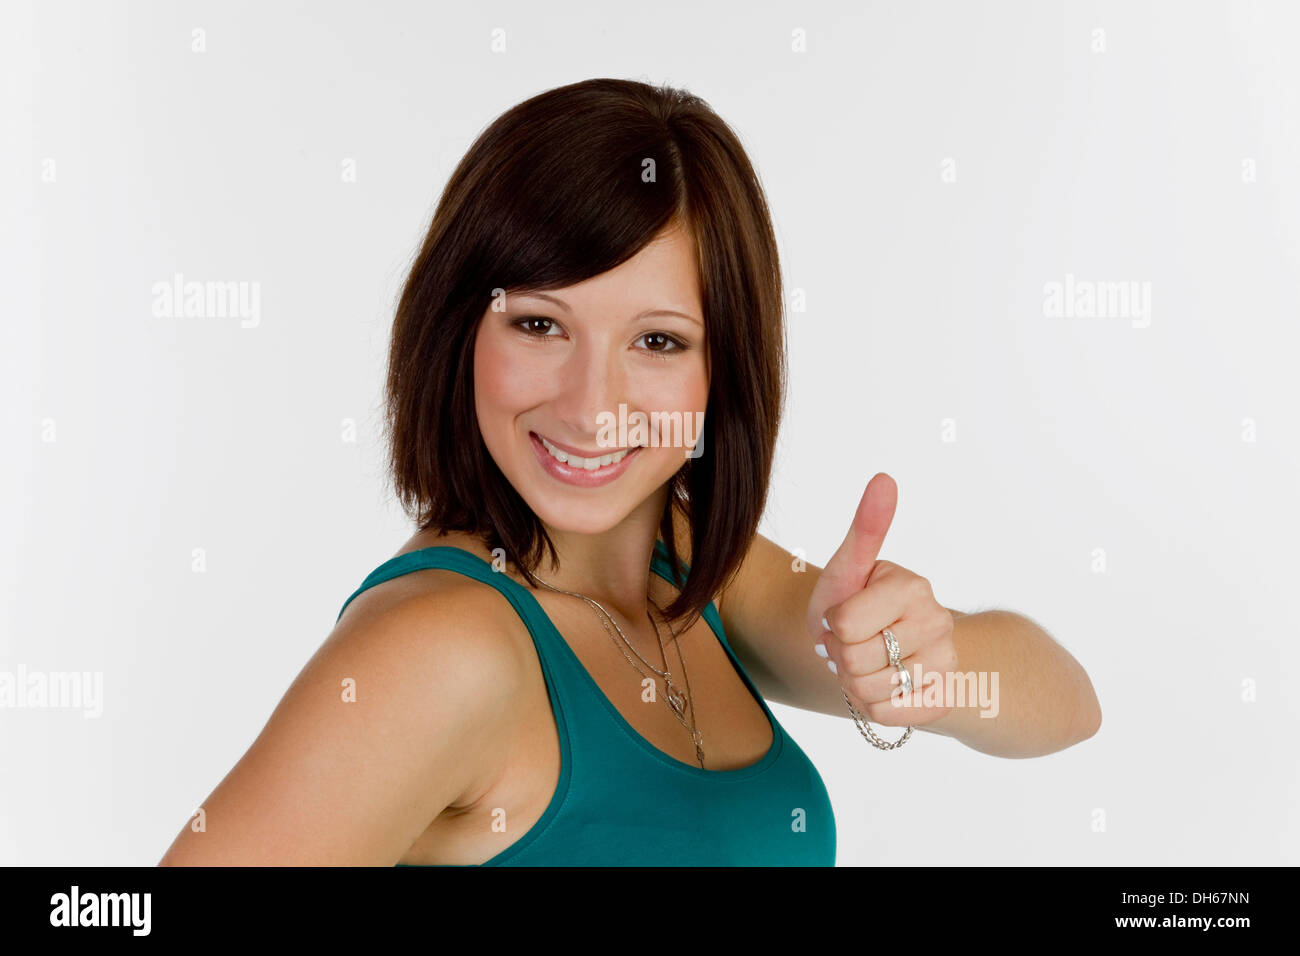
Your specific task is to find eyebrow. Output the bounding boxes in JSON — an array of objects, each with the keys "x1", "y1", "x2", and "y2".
[{"x1": 511, "y1": 290, "x2": 703, "y2": 329}]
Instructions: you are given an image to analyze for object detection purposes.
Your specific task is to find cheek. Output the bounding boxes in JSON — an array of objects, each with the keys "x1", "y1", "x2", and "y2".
[
  {"x1": 472, "y1": 326, "x2": 499, "y2": 396},
  {"x1": 650, "y1": 363, "x2": 708, "y2": 422},
  {"x1": 688, "y1": 372, "x2": 709, "y2": 411},
  {"x1": 472, "y1": 329, "x2": 515, "y2": 449},
  {"x1": 474, "y1": 327, "x2": 524, "y2": 416},
  {"x1": 635, "y1": 361, "x2": 708, "y2": 456},
  {"x1": 637, "y1": 354, "x2": 707, "y2": 408},
  {"x1": 474, "y1": 325, "x2": 555, "y2": 409}
]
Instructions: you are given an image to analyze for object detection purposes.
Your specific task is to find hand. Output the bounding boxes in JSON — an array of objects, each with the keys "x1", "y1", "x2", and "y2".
[{"x1": 806, "y1": 473, "x2": 958, "y2": 728}]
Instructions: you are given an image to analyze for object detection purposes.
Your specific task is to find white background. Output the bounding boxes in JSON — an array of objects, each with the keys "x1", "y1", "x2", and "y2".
[{"x1": 3, "y1": 0, "x2": 1297, "y2": 866}]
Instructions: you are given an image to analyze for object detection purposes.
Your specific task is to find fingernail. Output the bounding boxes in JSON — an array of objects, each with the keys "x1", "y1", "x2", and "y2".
[
  {"x1": 813, "y1": 642, "x2": 828, "y2": 659},
  {"x1": 821, "y1": 616, "x2": 831, "y2": 632},
  {"x1": 826, "y1": 660, "x2": 838, "y2": 675}
]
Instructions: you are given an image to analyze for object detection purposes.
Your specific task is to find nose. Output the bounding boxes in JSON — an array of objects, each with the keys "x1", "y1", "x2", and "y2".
[{"x1": 550, "y1": 336, "x2": 627, "y2": 444}]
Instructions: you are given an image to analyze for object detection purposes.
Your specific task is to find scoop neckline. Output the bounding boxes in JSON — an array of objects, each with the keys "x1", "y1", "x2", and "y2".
[{"x1": 406, "y1": 541, "x2": 783, "y2": 780}]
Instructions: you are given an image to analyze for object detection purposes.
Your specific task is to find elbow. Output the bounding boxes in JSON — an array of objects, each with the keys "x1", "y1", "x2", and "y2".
[
  {"x1": 1078, "y1": 705, "x2": 1101, "y2": 743},
  {"x1": 1061, "y1": 655, "x2": 1101, "y2": 746},
  {"x1": 1070, "y1": 690, "x2": 1102, "y2": 745}
]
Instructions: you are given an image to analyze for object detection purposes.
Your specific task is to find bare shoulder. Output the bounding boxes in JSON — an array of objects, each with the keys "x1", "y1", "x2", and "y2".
[
  {"x1": 322, "y1": 535, "x2": 535, "y2": 796},
  {"x1": 158, "y1": 538, "x2": 526, "y2": 865},
  {"x1": 333, "y1": 561, "x2": 528, "y2": 698},
  {"x1": 335, "y1": 529, "x2": 530, "y2": 687}
]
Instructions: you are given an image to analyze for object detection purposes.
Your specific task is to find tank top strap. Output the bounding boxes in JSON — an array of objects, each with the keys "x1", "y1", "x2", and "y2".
[
  {"x1": 338, "y1": 539, "x2": 689, "y2": 631},
  {"x1": 334, "y1": 543, "x2": 581, "y2": 736},
  {"x1": 336, "y1": 545, "x2": 545, "y2": 627},
  {"x1": 648, "y1": 538, "x2": 725, "y2": 634},
  {"x1": 647, "y1": 539, "x2": 778, "y2": 730}
]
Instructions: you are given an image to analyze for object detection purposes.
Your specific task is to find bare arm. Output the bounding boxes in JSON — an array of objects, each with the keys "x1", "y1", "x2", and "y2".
[
  {"x1": 716, "y1": 533, "x2": 1100, "y2": 757},
  {"x1": 917, "y1": 609, "x2": 1102, "y2": 757},
  {"x1": 158, "y1": 584, "x2": 521, "y2": 865}
]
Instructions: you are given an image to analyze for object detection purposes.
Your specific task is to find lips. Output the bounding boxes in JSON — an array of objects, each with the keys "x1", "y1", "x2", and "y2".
[
  {"x1": 532, "y1": 432, "x2": 635, "y2": 469},
  {"x1": 533, "y1": 432, "x2": 632, "y2": 459},
  {"x1": 528, "y1": 431, "x2": 642, "y2": 487}
]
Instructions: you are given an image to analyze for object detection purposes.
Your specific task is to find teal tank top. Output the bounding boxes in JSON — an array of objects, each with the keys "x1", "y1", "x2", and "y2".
[{"x1": 335, "y1": 540, "x2": 836, "y2": 866}]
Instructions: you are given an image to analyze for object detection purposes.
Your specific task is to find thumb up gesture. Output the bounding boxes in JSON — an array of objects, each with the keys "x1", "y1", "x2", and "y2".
[{"x1": 806, "y1": 473, "x2": 958, "y2": 728}]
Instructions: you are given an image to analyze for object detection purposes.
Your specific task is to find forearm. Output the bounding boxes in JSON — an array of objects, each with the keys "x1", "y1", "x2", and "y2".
[{"x1": 915, "y1": 610, "x2": 1101, "y2": 758}]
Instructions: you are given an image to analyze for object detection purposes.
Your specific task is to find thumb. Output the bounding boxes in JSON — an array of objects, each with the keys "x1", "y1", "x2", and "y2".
[{"x1": 808, "y1": 473, "x2": 898, "y2": 635}]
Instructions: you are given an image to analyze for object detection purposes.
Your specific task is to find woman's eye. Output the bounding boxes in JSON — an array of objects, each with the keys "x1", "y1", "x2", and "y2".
[
  {"x1": 513, "y1": 316, "x2": 562, "y2": 336},
  {"x1": 638, "y1": 332, "x2": 686, "y2": 354}
]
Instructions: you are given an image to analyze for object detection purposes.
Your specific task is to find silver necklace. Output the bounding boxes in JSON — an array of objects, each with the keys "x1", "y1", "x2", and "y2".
[{"x1": 529, "y1": 571, "x2": 705, "y2": 768}]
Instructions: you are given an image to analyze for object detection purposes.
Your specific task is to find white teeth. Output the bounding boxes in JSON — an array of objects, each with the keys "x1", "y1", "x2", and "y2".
[{"x1": 539, "y1": 435, "x2": 630, "y2": 470}]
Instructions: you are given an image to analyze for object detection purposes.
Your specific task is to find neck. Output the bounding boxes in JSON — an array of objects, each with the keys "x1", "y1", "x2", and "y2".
[{"x1": 521, "y1": 488, "x2": 670, "y2": 624}]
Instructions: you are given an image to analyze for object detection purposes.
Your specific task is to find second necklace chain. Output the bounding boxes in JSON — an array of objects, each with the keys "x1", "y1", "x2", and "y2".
[{"x1": 529, "y1": 571, "x2": 705, "y2": 768}]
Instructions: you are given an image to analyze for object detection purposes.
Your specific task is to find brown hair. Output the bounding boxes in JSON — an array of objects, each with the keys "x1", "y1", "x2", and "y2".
[{"x1": 384, "y1": 77, "x2": 786, "y2": 628}]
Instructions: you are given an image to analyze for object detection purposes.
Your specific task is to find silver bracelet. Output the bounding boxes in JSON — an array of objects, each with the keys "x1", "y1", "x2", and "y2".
[
  {"x1": 842, "y1": 689, "x2": 914, "y2": 749},
  {"x1": 842, "y1": 627, "x2": 914, "y2": 750}
]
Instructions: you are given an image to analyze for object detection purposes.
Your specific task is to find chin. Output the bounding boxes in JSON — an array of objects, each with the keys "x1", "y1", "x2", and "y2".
[{"x1": 523, "y1": 498, "x2": 632, "y2": 537}]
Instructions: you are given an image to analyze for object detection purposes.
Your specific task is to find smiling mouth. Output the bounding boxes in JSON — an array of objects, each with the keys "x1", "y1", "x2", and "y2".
[{"x1": 532, "y1": 432, "x2": 636, "y2": 471}]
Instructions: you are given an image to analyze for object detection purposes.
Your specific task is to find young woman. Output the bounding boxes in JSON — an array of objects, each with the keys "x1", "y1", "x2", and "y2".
[{"x1": 159, "y1": 77, "x2": 1100, "y2": 867}]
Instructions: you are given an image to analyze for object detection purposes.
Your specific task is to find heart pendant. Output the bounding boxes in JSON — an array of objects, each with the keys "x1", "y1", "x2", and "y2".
[{"x1": 667, "y1": 687, "x2": 687, "y2": 718}]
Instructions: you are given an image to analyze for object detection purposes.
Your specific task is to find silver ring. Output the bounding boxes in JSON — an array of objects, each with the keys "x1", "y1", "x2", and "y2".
[
  {"x1": 895, "y1": 662, "x2": 913, "y2": 695},
  {"x1": 882, "y1": 627, "x2": 902, "y2": 666}
]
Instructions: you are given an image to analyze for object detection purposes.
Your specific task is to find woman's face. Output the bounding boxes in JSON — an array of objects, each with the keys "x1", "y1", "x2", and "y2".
[{"x1": 473, "y1": 224, "x2": 709, "y2": 536}]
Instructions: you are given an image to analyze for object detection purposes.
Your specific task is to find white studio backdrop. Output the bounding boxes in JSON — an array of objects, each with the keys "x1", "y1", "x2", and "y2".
[{"x1": 3, "y1": 0, "x2": 1297, "y2": 866}]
